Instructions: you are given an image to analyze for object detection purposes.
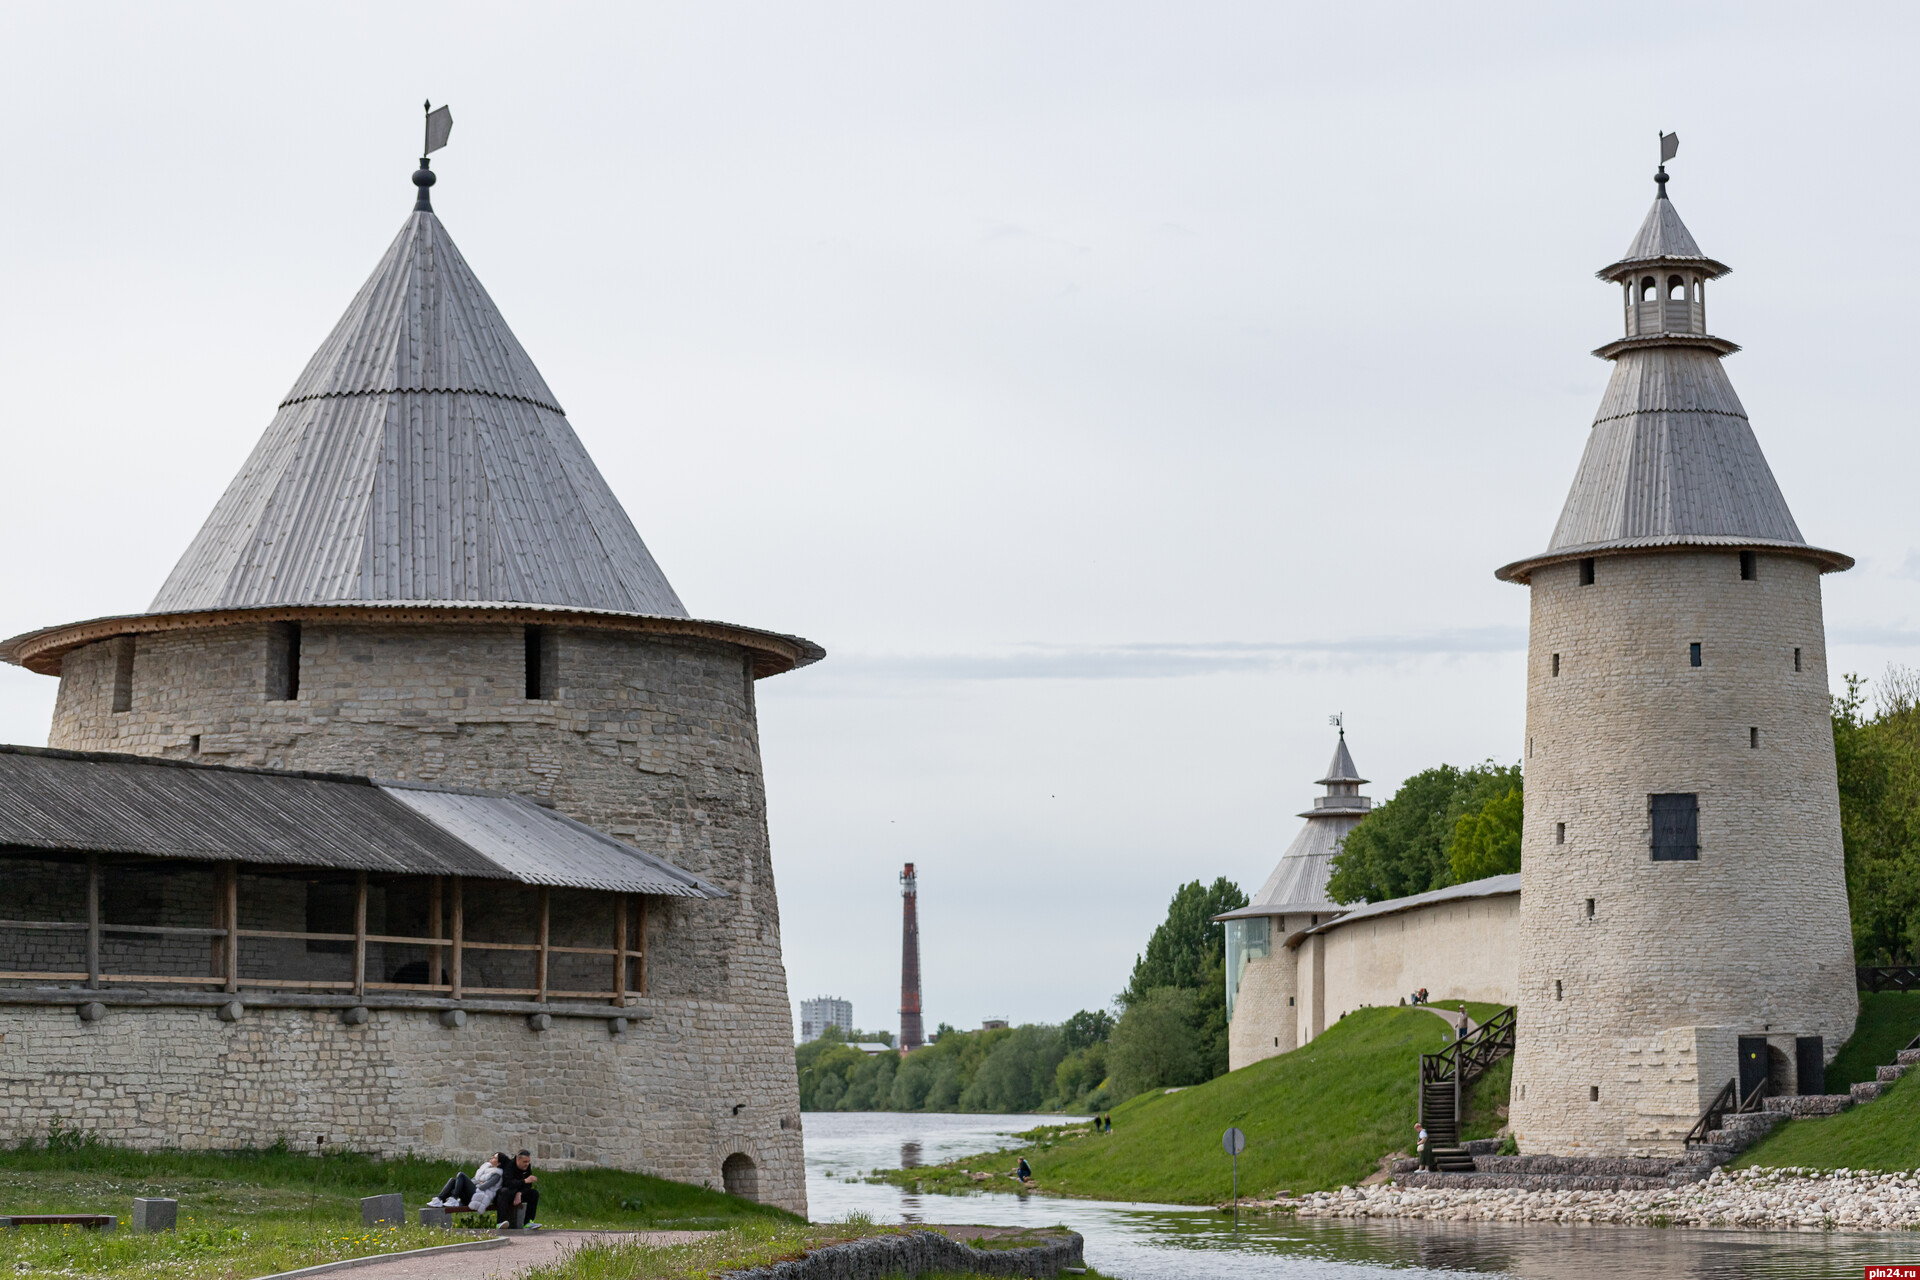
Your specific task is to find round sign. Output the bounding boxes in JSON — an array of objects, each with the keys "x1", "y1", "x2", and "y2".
[{"x1": 1222, "y1": 1126, "x2": 1247, "y2": 1156}]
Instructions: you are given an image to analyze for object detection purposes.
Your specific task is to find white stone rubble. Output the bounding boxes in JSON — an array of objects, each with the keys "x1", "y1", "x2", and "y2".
[{"x1": 1279, "y1": 1167, "x2": 1920, "y2": 1231}]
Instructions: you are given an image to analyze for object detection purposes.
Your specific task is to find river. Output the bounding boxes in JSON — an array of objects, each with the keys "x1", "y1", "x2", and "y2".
[{"x1": 801, "y1": 1111, "x2": 1916, "y2": 1279}]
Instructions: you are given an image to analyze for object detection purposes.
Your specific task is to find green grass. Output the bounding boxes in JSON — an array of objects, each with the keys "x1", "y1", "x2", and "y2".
[
  {"x1": 1735, "y1": 1073, "x2": 1920, "y2": 1171},
  {"x1": 0, "y1": 1137, "x2": 795, "y2": 1278},
  {"x1": 878, "y1": 1002, "x2": 1510, "y2": 1205},
  {"x1": 1825, "y1": 991, "x2": 1920, "y2": 1090}
]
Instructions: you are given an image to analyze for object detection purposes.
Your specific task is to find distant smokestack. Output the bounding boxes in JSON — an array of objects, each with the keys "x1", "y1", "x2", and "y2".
[{"x1": 899, "y1": 862, "x2": 923, "y2": 1051}]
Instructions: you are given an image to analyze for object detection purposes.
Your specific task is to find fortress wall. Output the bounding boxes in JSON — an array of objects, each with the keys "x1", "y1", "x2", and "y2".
[
  {"x1": 39, "y1": 622, "x2": 804, "y2": 1211},
  {"x1": 1228, "y1": 928, "x2": 1299, "y2": 1071},
  {"x1": 1508, "y1": 551, "x2": 1856, "y2": 1156},
  {"x1": 1316, "y1": 894, "x2": 1519, "y2": 1028},
  {"x1": 0, "y1": 1002, "x2": 802, "y2": 1208}
]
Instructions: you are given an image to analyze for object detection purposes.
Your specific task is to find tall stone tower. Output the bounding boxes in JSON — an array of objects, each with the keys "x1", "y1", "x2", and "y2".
[
  {"x1": 2, "y1": 154, "x2": 820, "y2": 1208},
  {"x1": 1497, "y1": 157, "x2": 1857, "y2": 1154}
]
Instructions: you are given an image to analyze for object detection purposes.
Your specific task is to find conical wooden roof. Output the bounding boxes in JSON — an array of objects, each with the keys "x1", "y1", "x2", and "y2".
[
  {"x1": 1498, "y1": 179, "x2": 1849, "y2": 583},
  {"x1": 149, "y1": 200, "x2": 687, "y2": 616}
]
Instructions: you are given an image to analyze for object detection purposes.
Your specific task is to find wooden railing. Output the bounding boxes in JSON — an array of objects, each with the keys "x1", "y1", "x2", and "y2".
[
  {"x1": 1417, "y1": 1006, "x2": 1516, "y2": 1135},
  {"x1": 0, "y1": 864, "x2": 645, "y2": 1007},
  {"x1": 1859, "y1": 966, "x2": 1920, "y2": 992},
  {"x1": 1683, "y1": 1075, "x2": 1772, "y2": 1148}
]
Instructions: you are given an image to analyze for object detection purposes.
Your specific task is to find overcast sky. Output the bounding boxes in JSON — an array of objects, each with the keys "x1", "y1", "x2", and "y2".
[{"x1": 2, "y1": 4, "x2": 1917, "y2": 1037}]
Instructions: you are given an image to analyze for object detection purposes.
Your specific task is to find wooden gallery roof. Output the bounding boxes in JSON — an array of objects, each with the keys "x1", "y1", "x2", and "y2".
[{"x1": 0, "y1": 745, "x2": 723, "y2": 897}]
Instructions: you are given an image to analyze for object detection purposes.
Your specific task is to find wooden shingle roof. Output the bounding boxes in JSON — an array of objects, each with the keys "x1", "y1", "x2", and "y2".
[{"x1": 148, "y1": 202, "x2": 686, "y2": 617}]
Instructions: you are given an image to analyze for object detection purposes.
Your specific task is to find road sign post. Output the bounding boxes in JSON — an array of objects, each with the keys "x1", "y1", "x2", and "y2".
[{"x1": 1221, "y1": 1126, "x2": 1247, "y2": 1218}]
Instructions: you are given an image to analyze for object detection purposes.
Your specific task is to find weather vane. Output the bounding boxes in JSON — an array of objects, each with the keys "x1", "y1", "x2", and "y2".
[
  {"x1": 424, "y1": 100, "x2": 454, "y2": 156},
  {"x1": 1329, "y1": 712, "x2": 1344, "y2": 736},
  {"x1": 1656, "y1": 130, "x2": 1678, "y2": 195}
]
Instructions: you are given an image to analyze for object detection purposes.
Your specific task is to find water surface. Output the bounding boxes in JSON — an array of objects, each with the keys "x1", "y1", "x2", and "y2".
[{"x1": 802, "y1": 1110, "x2": 1918, "y2": 1279}]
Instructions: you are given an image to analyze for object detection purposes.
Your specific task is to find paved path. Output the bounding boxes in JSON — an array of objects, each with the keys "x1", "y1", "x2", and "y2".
[
  {"x1": 1414, "y1": 1004, "x2": 1475, "y2": 1037},
  {"x1": 319, "y1": 1231, "x2": 712, "y2": 1280}
]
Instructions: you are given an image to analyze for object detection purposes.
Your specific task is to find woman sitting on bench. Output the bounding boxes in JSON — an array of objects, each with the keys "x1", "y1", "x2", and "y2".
[{"x1": 427, "y1": 1152, "x2": 506, "y2": 1213}]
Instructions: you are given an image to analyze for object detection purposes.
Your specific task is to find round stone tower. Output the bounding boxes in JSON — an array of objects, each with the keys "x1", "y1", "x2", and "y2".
[
  {"x1": 1, "y1": 155, "x2": 819, "y2": 1207},
  {"x1": 1497, "y1": 157, "x2": 1857, "y2": 1155}
]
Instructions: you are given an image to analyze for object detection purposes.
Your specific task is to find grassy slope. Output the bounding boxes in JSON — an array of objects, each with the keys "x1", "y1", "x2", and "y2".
[
  {"x1": 887, "y1": 1002, "x2": 1508, "y2": 1205},
  {"x1": 0, "y1": 1143, "x2": 793, "y2": 1278},
  {"x1": 1825, "y1": 991, "x2": 1920, "y2": 1090}
]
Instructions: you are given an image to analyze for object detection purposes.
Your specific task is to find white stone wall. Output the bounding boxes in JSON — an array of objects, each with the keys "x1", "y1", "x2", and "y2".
[
  {"x1": 0, "y1": 1003, "x2": 802, "y2": 1207},
  {"x1": 1314, "y1": 894, "x2": 1519, "y2": 1030},
  {"x1": 1228, "y1": 915, "x2": 1300, "y2": 1071},
  {"x1": 1508, "y1": 551, "x2": 1857, "y2": 1156},
  {"x1": 32, "y1": 621, "x2": 806, "y2": 1212}
]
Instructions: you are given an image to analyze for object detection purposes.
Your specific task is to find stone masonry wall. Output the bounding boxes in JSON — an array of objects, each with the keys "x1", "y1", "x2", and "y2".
[
  {"x1": 1508, "y1": 551, "x2": 1856, "y2": 1157},
  {"x1": 36, "y1": 621, "x2": 805, "y2": 1212},
  {"x1": 1228, "y1": 919, "x2": 1299, "y2": 1071},
  {"x1": 1318, "y1": 894, "x2": 1519, "y2": 1022},
  {"x1": 0, "y1": 1003, "x2": 799, "y2": 1195}
]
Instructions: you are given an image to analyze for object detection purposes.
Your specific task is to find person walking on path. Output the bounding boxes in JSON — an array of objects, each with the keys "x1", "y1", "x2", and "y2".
[{"x1": 502, "y1": 1150, "x2": 542, "y2": 1229}]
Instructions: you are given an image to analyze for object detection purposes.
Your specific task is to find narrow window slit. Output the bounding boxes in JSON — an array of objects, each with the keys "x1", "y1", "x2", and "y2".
[
  {"x1": 1555, "y1": 822, "x2": 1566, "y2": 845},
  {"x1": 1551, "y1": 653, "x2": 1561, "y2": 677},
  {"x1": 1794, "y1": 647, "x2": 1802, "y2": 672},
  {"x1": 1579, "y1": 558, "x2": 1595, "y2": 586},
  {"x1": 1689, "y1": 642, "x2": 1702, "y2": 668},
  {"x1": 1590, "y1": 1086, "x2": 1600, "y2": 1102},
  {"x1": 1750, "y1": 727, "x2": 1760, "y2": 749},
  {"x1": 1584, "y1": 898, "x2": 1595, "y2": 920},
  {"x1": 1740, "y1": 550, "x2": 1756, "y2": 580},
  {"x1": 1555, "y1": 980, "x2": 1563, "y2": 1001},
  {"x1": 110, "y1": 636, "x2": 136, "y2": 713},
  {"x1": 524, "y1": 626, "x2": 557, "y2": 700},
  {"x1": 267, "y1": 623, "x2": 301, "y2": 701}
]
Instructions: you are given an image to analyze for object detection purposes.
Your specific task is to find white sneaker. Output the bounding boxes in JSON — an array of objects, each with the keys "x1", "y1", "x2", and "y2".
[{"x1": 427, "y1": 1198, "x2": 444, "y2": 1207}]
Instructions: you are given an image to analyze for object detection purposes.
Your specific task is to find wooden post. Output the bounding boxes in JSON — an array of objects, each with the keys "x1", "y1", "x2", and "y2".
[
  {"x1": 637, "y1": 895, "x2": 648, "y2": 996},
  {"x1": 536, "y1": 886, "x2": 551, "y2": 1004},
  {"x1": 613, "y1": 894, "x2": 627, "y2": 1006},
  {"x1": 353, "y1": 871, "x2": 368, "y2": 999},
  {"x1": 224, "y1": 862, "x2": 239, "y2": 993},
  {"x1": 428, "y1": 876, "x2": 444, "y2": 989},
  {"x1": 85, "y1": 855, "x2": 100, "y2": 990},
  {"x1": 450, "y1": 877, "x2": 463, "y2": 1000}
]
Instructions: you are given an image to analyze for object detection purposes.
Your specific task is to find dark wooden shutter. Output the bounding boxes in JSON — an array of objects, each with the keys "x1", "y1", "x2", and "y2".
[
  {"x1": 1650, "y1": 793, "x2": 1699, "y2": 861},
  {"x1": 1796, "y1": 1036, "x2": 1825, "y2": 1096}
]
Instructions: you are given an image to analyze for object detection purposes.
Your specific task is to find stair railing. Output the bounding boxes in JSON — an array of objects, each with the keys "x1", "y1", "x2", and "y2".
[
  {"x1": 1684, "y1": 1078, "x2": 1737, "y2": 1148},
  {"x1": 1416, "y1": 1006, "x2": 1517, "y2": 1143}
]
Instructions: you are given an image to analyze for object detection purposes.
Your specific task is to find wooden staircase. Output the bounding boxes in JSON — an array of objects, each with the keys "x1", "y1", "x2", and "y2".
[{"x1": 1418, "y1": 1006, "x2": 1517, "y2": 1174}]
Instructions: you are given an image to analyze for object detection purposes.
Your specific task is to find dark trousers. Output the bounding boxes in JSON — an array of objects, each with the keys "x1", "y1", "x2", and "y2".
[
  {"x1": 435, "y1": 1172, "x2": 476, "y2": 1204},
  {"x1": 504, "y1": 1187, "x2": 538, "y2": 1223}
]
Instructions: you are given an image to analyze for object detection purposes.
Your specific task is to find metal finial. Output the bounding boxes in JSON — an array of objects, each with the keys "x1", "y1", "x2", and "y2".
[
  {"x1": 1655, "y1": 130, "x2": 1678, "y2": 199},
  {"x1": 1329, "y1": 712, "x2": 1344, "y2": 737},
  {"x1": 413, "y1": 101, "x2": 453, "y2": 213},
  {"x1": 412, "y1": 157, "x2": 436, "y2": 212}
]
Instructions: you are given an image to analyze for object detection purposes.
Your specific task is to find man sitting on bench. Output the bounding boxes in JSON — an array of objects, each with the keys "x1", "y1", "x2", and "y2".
[
  {"x1": 427, "y1": 1152, "x2": 505, "y2": 1216},
  {"x1": 501, "y1": 1150, "x2": 541, "y2": 1229}
]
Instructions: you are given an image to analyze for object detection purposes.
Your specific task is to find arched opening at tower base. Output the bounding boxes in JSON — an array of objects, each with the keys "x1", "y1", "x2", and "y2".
[{"x1": 722, "y1": 1153, "x2": 759, "y2": 1201}]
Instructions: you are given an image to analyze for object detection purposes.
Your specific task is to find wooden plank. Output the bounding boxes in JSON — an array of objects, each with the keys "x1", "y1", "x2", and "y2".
[
  {"x1": 461, "y1": 986, "x2": 542, "y2": 997},
  {"x1": 353, "y1": 871, "x2": 368, "y2": 999},
  {"x1": 224, "y1": 862, "x2": 238, "y2": 994},
  {"x1": 638, "y1": 894, "x2": 647, "y2": 995},
  {"x1": 234, "y1": 929, "x2": 357, "y2": 943},
  {"x1": 364, "y1": 982, "x2": 454, "y2": 992},
  {"x1": 428, "y1": 876, "x2": 443, "y2": 989},
  {"x1": 0, "y1": 920, "x2": 89, "y2": 931},
  {"x1": 85, "y1": 855, "x2": 100, "y2": 990},
  {"x1": 458, "y1": 940, "x2": 543, "y2": 953},
  {"x1": 0, "y1": 970, "x2": 91, "y2": 981},
  {"x1": 450, "y1": 877, "x2": 463, "y2": 1000},
  {"x1": 93, "y1": 974, "x2": 230, "y2": 987},
  {"x1": 613, "y1": 894, "x2": 627, "y2": 1006},
  {"x1": 536, "y1": 887, "x2": 550, "y2": 1004}
]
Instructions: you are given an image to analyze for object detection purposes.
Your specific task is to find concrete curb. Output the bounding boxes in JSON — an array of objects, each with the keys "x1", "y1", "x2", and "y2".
[
  {"x1": 721, "y1": 1229, "x2": 1084, "y2": 1280},
  {"x1": 250, "y1": 1234, "x2": 508, "y2": 1280}
]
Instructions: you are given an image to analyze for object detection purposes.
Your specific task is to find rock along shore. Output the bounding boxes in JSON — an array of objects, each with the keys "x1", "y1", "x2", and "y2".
[{"x1": 1274, "y1": 1167, "x2": 1920, "y2": 1232}]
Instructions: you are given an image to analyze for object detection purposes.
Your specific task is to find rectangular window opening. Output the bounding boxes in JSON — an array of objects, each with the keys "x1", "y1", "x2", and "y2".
[
  {"x1": 1288, "y1": 996, "x2": 1294, "y2": 1006},
  {"x1": 1750, "y1": 726, "x2": 1760, "y2": 749},
  {"x1": 1794, "y1": 647, "x2": 1802, "y2": 672},
  {"x1": 110, "y1": 636, "x2": 136, "y2": 713},
  {"x1": 1590, "y1": 1086, "x2": 1600, "y2": 1102},
  {"x1": 1584, "y1": 898, "x2": 1595, "y2": 920},
  {"x1": 1740, "y1": 550, "x2": 1757, "y2": 581},
  {"x1": 1650, "y1": 792, "x2": 1700, "y2": 861},
  {"x1": 1551, "y1": 652, "x2": 1561, "y2": 677},
  {"x1": 1554, "y1": 979, "x2": 1563, "y2": 1001},
  {"x1": 1689, "y1": 642, "x2": 1702, "y2": 668},
  {"x1": 189, "y1": 734, "x2": 201, "y2": 755},
  {"x1": 1579, "y1": 557, "x2": 1595, "y2": 586},
  {"x1": 267, "y1": 623, "x2": 301, "y2": 701},
  {"x1": 524, "y1": 626, "x2": 558, "y2": 700},
  {"x1": 1555, "y1": 822, "x2": 1566, "y2": 845}
]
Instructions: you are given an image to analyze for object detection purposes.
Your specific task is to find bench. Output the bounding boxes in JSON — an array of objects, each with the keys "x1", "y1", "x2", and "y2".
[
  {"x1": 420, "y1": 1203, "x2": 525, "y2": 1229},
  {"x1": 0, "y1": 1215, "x2": 116, "y2": 1232}
]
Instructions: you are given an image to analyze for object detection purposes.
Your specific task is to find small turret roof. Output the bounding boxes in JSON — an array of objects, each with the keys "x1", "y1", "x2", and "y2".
[
  {"x1": 1317, "y1": 734, "x2": 1367, "y2": 786},
  {"x1": 148, "y1": 182, "x2": 686, "y2": 617},
  {"x1": 1597, "y1": 185, "x2": 1730, "y2": 281}
]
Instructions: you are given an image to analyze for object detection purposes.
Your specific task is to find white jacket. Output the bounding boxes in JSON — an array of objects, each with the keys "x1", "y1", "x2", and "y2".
[{"x1": 470, "y1": 1162, "x2": 504, "y2": 1211}]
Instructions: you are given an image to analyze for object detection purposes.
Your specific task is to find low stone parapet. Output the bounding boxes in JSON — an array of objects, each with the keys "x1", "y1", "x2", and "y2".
[
  {"x1": 1877, "y1": 1064, "x2": 1910, "y2": 1083},
  {"x1": 1852, "y1": 1081, "x2": 1887, "y2": 1103},
  {"x1": 1762, "y1": 1094, "x2": 1854, "y2": 1117},
  {"x1": 721, "y1": 1230, "x2": 1084, "y2": 1280}
]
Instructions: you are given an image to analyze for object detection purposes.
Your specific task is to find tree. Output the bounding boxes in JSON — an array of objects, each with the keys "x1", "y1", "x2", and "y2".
[
  {"x1": 1326, "y1": 762, "x2": 1523, "y2": 903},
  {"x1": 1120, "y1": 878, "x2": 1248, "y2": 1006},
  {"x1": 1835, "y1": 669, "x2": 1920, "y2": 963},
  {"x1": 1107, "y1": 987, "x2": 1204, "y2": 1098},
  {"x1": 1061, "y1": 1008, "x2": 1116, "y2": 1052},
  {"x1": 1448, "y1": 786, "x2": 1523, "y2": 882}
]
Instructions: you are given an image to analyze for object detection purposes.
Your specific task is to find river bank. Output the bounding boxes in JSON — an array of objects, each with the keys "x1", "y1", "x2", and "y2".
[{"x1": 1279, "y1": 1165, "x2": 1920, "y2": 1231}]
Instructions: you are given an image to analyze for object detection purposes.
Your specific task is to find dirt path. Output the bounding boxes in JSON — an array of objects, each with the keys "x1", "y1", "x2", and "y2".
[
  {"x1": 1415, "y1": 1004, "x2": 1474, "y2": 1037},
  {"x1": 310, "y1": 1231, "x2": 712, "y2": 1280}
]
